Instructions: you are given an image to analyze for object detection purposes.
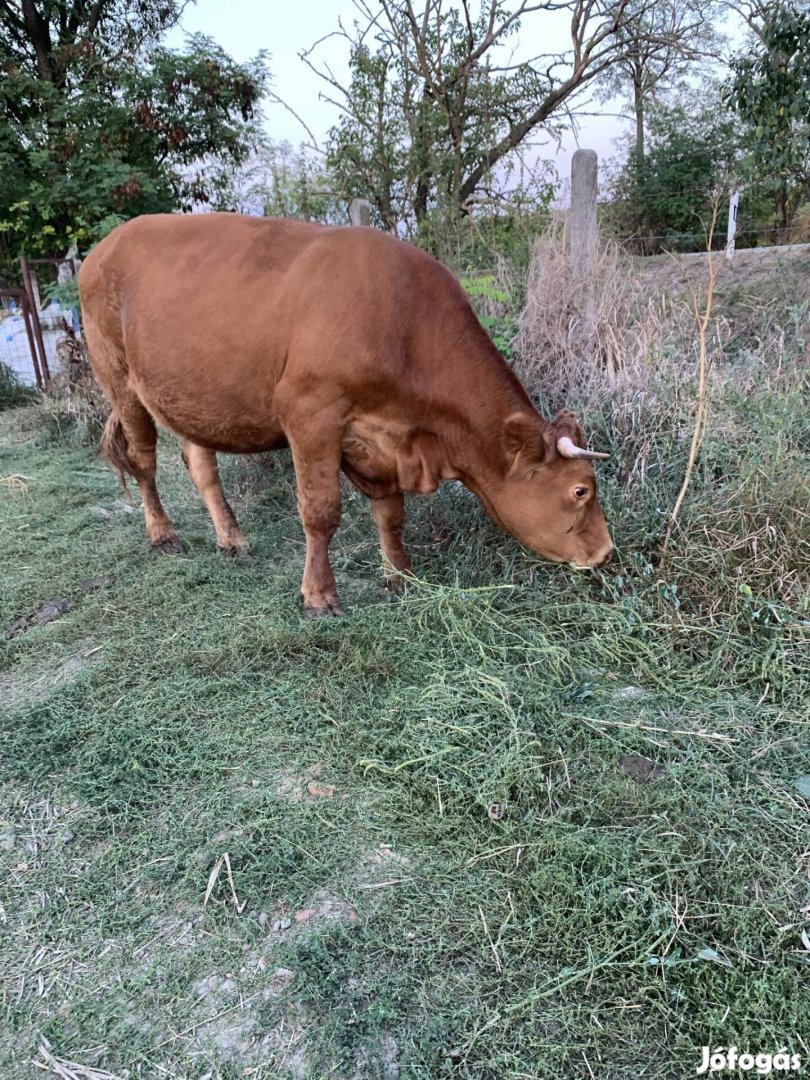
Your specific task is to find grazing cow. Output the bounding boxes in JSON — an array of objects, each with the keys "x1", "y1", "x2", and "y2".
[{"x1": 79, "y1": 214, "x2": 613, "y2": 615}]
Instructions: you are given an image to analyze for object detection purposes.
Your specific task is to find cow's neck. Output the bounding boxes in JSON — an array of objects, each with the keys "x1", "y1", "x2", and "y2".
[{"x1": 436, "y1": 345, "x2": 539, "y2": 488}]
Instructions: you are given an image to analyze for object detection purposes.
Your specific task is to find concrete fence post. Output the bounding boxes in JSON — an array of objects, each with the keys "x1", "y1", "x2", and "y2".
[
  {"x1": 568, "y1": 149, "x2": 599, "y2": 357},
  {"x1": 349, "y1": 198, "x2": 371, "y2": 227}
]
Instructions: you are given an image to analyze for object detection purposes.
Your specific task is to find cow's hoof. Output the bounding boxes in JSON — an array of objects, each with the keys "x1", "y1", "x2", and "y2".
[
  {"x1": 151, "y1": 534, "x2": 183, "y2": 555},
  {"x1": 384, "y1": 568, "x2": 414, "y2": 594},
  {"x1": 303, "y1": 599, "x2": 345, "y2": 618},
  {"x1": 218, "y1": 542, "x2": 252, "y2": 558},
  {"x1": 384, "y1": 574, "x2": 410, "y2": 594}
]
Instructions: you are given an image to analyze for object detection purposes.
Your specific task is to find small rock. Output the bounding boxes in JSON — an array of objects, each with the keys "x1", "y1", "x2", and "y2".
[
  {"x1": 272, "y1": 917, "x2": 292, "y2": 933},
  {"x1": 612, "y1": 686, "x2": 647, "y2": 701},
  {"x1": 258, "y1": 911, "x2": 269, "y2": 928},
  {"x1": 90, "y1": 499, "x2": 136, "y2": 518},
  {"x1": 487, "y1": 802, "x2": 506, "y2": 821}
]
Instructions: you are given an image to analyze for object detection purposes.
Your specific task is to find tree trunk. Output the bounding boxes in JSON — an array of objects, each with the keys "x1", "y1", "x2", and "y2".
[
  {"x1": 413, "y1": 89, "x2": 432, "y2": 224},
  {"x1": 777, "y1": 183, "x2": 788, "y2": 233},
  {"x1": 631, "y1": 63, "x2": 645, "y2": 241},
  {"x1": 633, "y1": 69, "x2": 645, "y2": 167},
  {"x1": 21, "y1": 0, "x2": 55, "y2": 83}
]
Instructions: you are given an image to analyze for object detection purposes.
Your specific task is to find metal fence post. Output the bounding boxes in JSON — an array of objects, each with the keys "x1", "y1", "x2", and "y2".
[
  {"x1": 20, "y1": 293, "x2": 44, "y2": 389},
  {"x1": 20, "y1": 256, "x2": 51, "y2": 384}
]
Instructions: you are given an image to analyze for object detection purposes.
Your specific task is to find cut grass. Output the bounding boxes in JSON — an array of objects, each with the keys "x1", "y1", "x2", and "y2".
[{"x1": 1, "y1": 338, "x2": 809, "y2": 1078}]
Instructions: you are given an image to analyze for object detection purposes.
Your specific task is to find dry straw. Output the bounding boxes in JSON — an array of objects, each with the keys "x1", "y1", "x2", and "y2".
[{"x1": 514, "y1": 223, "x2": 697, "y2": 410}]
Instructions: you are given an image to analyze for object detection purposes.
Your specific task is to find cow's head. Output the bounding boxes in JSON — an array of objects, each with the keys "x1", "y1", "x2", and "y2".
[{"x1": 480, "y1": 410, "x2": 613, "y2": 569}]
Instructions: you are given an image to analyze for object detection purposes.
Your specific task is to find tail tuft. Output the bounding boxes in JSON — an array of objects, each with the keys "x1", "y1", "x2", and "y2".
[{"x1": 99, "y1": 410, "x2": 138, "y2": 494}]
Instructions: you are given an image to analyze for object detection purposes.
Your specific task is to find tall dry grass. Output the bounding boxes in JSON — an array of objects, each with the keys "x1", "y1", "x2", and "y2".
[
  {"x1": 514, "y1": 225, "x2": 695, "y2": 409},
  {"x1": 40, "y1": 328, "x2": 109, "y2": 442},
  {"x1": 512, "y1": 223, "x2": 810, "y2": 638}
]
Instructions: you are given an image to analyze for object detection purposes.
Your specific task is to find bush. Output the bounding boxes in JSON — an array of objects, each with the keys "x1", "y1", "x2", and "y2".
[{"x1": 0, "y1": 360, "x2": 36, "y2": 410}]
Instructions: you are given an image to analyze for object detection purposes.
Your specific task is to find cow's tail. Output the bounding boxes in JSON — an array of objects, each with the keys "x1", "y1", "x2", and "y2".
[{"x1": 99, "y1": 409, "x2": 137, "y2": 497}]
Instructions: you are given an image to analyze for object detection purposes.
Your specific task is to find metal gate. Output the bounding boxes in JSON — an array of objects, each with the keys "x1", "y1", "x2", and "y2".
[{"x1": 0, "y1": 254, "x2": 80, "y2": 390}]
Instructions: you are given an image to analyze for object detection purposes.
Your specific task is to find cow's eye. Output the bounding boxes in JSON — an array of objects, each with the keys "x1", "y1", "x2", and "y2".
[{"x1": 574, "y1": 486, "x2": 589, "y2": 500}]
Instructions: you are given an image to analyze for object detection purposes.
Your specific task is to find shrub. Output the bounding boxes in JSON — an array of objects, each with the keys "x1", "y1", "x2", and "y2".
[{"x1": 0, "y1": 360, "x2": 36, "y2": 410}]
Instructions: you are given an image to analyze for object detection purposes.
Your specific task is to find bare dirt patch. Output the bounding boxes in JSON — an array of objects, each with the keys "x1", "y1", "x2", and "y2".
[
  {"x1": 618, "y1": 755, "x2": 667, "y2": 783},
  {"x1": 187, "y1": 964, "x2": 309, "y2": 1076},
  {"x1": 270, "y1": 763, "x2": 338, "y2": 804},
  {"x1": 0, "y1": 639, "x2": 102, "y2": 710}
]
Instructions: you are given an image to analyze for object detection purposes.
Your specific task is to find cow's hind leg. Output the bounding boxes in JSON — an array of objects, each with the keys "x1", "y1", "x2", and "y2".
[
  {"x1": 100, "y1": 399, "x2": 181, "y2": 554},
  {"x1": 181, "y1": 441, "x2": 249, "y2": 555},
  {"x1": 370, "y1": 493, "x2": 412, "y2": 591},
  {"x1": 280, "y1": 409, "x2": 344, "y2": 616}
]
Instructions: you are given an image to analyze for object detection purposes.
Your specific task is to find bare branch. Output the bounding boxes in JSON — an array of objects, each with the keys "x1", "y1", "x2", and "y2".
[{"x1": 267, "y1": 92, "x2": 323, "y2": 154}]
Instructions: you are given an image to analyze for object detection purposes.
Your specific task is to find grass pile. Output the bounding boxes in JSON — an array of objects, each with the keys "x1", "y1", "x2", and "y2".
[{"x1": 0, "y1": 248, "x2": 808, "y2": 1079}]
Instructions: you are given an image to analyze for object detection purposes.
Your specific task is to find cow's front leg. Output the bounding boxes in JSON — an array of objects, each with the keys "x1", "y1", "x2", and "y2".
[
  {"x1": 370, "y1": 492, "x2": 412, "y2": 591},
  {"x1": 286, "y1": 425, "x2": 344, "y2": 617}
]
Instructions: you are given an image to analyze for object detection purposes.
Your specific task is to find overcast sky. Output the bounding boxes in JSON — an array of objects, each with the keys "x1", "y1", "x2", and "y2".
[{"x1": 165, "y1": 1, "x2": 650, "y2": 196}]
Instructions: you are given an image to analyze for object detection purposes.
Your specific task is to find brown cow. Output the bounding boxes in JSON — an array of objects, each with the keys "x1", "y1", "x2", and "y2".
[{"x1": 79, "y1": 214, "x2": 613, "y2": 615}]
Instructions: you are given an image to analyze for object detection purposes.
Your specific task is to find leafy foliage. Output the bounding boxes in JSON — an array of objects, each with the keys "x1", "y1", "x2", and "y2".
[
  {"x1": 595, "y1": 0, "x2": 722, "y2": 165},
  {"x1": 605, "y1": 89, "x2": 745, "y2": 253},
  {"x1": 0, "y1": 360, "x2": 36, "y2": 410},
  {"x1": 309, "y1": 0, "x2": 700, "y2": 245},
  {"x1": 726, "y1": 2, "x2": 810, "y2": 228},
  {"x1": 0, "y1": 2, "x2": 267, "y2": 280},
  {"x1": 221, "y1": 141, "x2": 348, "y2": 223}
]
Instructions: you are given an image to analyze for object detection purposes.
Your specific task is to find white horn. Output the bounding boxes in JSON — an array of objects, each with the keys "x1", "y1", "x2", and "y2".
[{"x1": 557, "y1": 436, "x2": 610, "y2": 461}]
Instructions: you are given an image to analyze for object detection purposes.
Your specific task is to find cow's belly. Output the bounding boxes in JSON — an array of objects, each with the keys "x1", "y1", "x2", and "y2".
[{"x1": 131, "y1": 370, "x2": 287, "y2": 454}]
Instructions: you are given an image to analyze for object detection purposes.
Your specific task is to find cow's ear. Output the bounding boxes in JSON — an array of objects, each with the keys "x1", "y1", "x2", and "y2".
[
  {"x1": 503, "y1": 412, "x2": 548, "y2": 475},
  {"x1": 550, "y1": 410, "x2": 586, "y2": 447}
]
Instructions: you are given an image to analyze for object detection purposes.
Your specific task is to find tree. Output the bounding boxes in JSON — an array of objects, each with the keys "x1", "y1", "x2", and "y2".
[
  {"x1": 595, "y1": 0, "x2": 721, "y2": 169},
  {"x1": 218, "y1": 141, "x2": 347, "y2": 223},
  {"x1": 605, "y1": 87, "x2": 745, "y2": 252},
  {"x1": 726, "y1": 2, "x2": 810, "y2": 230},
  {"x1": 0, "y1": 1, "x2": 267, "y2": 278},
  {"x1": 303, "y1": 0, "x2": 713, "y2": 236}
]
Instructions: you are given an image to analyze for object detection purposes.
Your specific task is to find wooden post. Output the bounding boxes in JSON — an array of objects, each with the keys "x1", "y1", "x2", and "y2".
[{"x1": 349, "y1": 198, "x2": 371, "y2": 227}]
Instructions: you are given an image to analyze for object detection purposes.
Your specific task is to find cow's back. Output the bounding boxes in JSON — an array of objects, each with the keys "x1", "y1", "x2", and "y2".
[
  {"x1": 80, "y1": 215, "x2": 345, "y2": 449},
  {"x1": 79, "y1": 213, "x2": 505, "y2": 452}
]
